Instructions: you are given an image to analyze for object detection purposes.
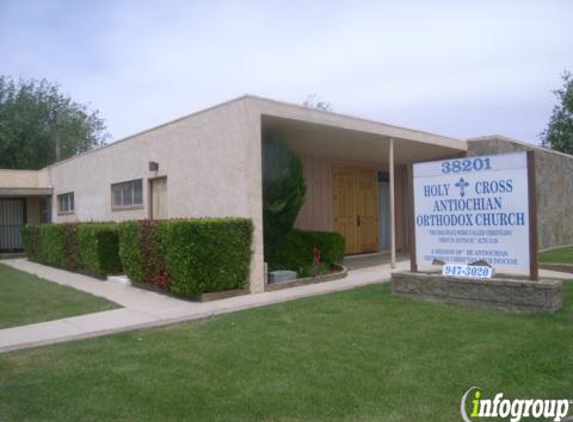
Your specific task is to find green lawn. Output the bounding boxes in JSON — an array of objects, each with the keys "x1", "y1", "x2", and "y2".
[
  {"x1": 0, "y1": 263, "x2": 119, "y2": 329},
  {"x1": 0, "y1": 282, "x2": 572, "y2": 422},
  {"x1": 539, "y1": 245, "x2": 573, "y2": 264}
]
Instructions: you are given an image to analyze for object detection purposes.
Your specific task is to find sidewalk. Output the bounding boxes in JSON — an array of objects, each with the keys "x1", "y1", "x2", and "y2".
[{"x1": 0, "y1": 258, "x2": 410, "y2": 354}]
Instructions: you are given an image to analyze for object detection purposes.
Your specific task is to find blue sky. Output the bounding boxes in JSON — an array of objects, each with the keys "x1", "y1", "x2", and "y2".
[{"x1": 1, "y1": 0, "x2": 572, "y2": 144}]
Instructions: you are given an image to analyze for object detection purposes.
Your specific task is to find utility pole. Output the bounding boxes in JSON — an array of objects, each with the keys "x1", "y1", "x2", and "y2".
[{"x1": 50, "y1": 108, "x2": 61, "y2": 162}]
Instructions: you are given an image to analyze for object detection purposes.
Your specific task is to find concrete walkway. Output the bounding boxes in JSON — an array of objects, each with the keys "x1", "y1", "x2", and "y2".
[
  {"x1": 1, "y1": 259, "x2": 571, "y2": 354},
  {"x1": 0, "y1": 258, "x2": 411, "y2": 354}
]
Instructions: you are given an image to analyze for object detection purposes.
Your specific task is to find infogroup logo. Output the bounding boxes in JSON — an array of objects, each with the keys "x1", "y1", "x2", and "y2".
[{"x1": 461, "y1": 387, "x2": 572, "y2": 422}]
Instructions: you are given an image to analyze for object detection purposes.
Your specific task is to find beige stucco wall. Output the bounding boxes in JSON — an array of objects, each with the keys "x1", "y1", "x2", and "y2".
[
  {"x1": 0, "y1": 170, "x2": 43, "y2": 188},
  {"x1": 43, "y1": 98, "x2": 266, "y2": 293},
  {"x1": 37, "y1": 168, "x2": 51, "y2": 187},
  {"x1": 47, "y1": 102, "x2": 254, "y2": 223}
]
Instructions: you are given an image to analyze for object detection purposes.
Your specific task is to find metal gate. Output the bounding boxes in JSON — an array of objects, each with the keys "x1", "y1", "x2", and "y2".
[{"x1": 0, "y1": 199, "x2": 26, "y2": 252}]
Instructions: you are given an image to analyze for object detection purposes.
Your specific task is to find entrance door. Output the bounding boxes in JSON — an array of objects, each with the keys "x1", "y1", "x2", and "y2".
[
  {"x1": 0, "y1": 199, "x2": 26, "y2": 252},
  {"x1": 356, "y1": 169, "x2": 379, "y2": 252},
  {"x1": 150, "y1": 178, "x2": 168, "y2": 220},
  {"x1": 333, "y1": 168, "x2": 358, "y2": 254},
  {"x1": 333, "y1": 168, "x2": 379, "y2": 254}
]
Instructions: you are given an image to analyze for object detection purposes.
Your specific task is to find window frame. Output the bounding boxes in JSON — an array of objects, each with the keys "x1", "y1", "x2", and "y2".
[
  {"x1": 111, "y1": 179, "x2": 144, "y2": 210},
  {"x1": 57, "y1": 192, "x2": 75, "y2": 215}
]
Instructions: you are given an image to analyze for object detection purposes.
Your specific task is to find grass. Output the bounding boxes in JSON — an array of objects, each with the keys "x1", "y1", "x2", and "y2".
[
  {"x1": 0, "y1": 282, "x2": 572, "y2": 422},
  {"x1": 0, "y1": 263, "x2": 119, "y2": 329},
  {"x1": 539, "y1": 245, "x2": 573, "y2": 264}
]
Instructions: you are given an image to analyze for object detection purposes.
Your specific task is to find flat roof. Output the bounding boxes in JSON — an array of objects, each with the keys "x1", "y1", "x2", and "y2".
[{"x1": 36, "y1": 94, "x2": 468, "y2": 171}]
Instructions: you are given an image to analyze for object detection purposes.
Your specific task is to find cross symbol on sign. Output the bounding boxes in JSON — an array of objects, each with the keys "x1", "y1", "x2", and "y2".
[{"x1": 455, "y1": 177, "x2": 470, "y2": 197}]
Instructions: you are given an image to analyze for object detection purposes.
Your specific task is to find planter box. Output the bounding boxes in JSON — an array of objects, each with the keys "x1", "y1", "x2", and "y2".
[
  {"x1": 391, "y1": 271, "x2": 563, "y2": 313},
  {"x1": 268, "y1": 270, "x2": 297, "y2": 284},
  {"x1": 131, "y1": 281, "x2": 248, "y2": 302},
  {"x1": 265, "y1": 264, "x2": 348, "y2": 292},
  {"x1": 190, "y1": 289, "x2": 249, "y2": 302}
]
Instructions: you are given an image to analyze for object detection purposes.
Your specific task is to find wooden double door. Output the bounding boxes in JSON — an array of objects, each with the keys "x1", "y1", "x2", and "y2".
[{"x1": 333, "y1": 167, "x2": 379, "y2": 255}]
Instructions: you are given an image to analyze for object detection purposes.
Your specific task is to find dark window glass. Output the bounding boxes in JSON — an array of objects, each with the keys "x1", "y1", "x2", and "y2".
[
  {"x1": 112, "y1": 185, "x2": 122, "y2": 207},
  {"x1": 112, "y1": 179, "x2": 143, "y2": 208},
  {"x1": 122, "y1": 183, "x2": 132, "y2": 206},
  {"x1": 378, "y1": 171, "x2": 390, "y2": 183},
  {"x1": 57, "y1": 192, "x2": 74, "y2": 213},
  {"x1": 133, "y1": 179, "x2": 143, "y2": 205}
]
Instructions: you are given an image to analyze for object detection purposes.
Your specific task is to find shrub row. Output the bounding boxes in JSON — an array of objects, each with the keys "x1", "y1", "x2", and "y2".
[
  {"x1": 77, "y1": 224, "x2": 123, "y2": 278},
  {"x1": 118, "y1": 218, "x2": 254, "y2": 296},
  {"x1": 265, "y1": 229, "x2": 345, "y2": 276},
  {"x1": 22, "y1": 223, "x2": 122, "y2": 278}
]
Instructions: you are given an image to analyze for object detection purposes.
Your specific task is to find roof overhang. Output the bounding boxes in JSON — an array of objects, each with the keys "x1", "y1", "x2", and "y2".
[
  {"x1": 0, "y1": 187, "x2": 53, "y2": 197},
  {"x1": 250, "y1": 96, "x2": 467, "y2": 165}
]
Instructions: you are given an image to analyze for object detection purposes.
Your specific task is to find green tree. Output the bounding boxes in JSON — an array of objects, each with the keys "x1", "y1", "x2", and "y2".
[
  {"x1": 0, "y1": 76, "x2": 109, "y2": 169},
  {"x1": 262, "y1": 133, "x2": 306, "y2": 248},
  {"x1": 541, "y1": 71, "x2": 573, "y2": 154}
]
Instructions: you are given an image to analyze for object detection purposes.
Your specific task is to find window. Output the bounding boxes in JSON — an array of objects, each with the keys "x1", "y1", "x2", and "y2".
[
  {"x1": 378, "y1": 171, "x2": 390, "y2": 183},
  {"x1": 57, "y1": 192, "x2": 74, "y2": 214},
  {"x1": 112, "y1": 179, "x2": 143, "y2": 209}
]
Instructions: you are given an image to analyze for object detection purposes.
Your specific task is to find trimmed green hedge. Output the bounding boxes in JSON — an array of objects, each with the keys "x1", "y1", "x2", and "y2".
[
  {"x1": 118, "y1": 218, "x2": 254, "y2": 296},
  {"x1": 62, "y1": 223, "x2": 80, "y2": 270},
  {"x1": 117, "y1": 221, "x2": 144, "y2": 284},
  {"x1": 266, "y1": 229, "x2": 345, "y2": 276},
  {"x1": 37, "y1": 224, "x2": 65, "y2": 267},
  {"x1": 23, "y1": 218, "x2": 253, "y2": 292},
  {"x1": 22, "y1": 225, "x2": 39, "y2": 261},
  {"x1": 22, "y1": 223, "x2": 121, "y2": 279},
  {"x1": 77, "y1": 224, "x2": 122, "y2": 278}
]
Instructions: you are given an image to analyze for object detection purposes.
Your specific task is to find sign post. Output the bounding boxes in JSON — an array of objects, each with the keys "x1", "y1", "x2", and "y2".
[
  {"x1": 407, "y1": 163, "x2": 417, "y2": 273},
  {"x1": 409, "y1": 151, "x2": 538, "y2": 280},
  {"x1": 527, "y1": 151, "x2": 538, "y2": 280}
]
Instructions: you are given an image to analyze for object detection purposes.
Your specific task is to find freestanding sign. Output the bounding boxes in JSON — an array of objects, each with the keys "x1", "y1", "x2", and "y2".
[{"x1": 409, "y1": 151, "x2": 538, "y2": 279}]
